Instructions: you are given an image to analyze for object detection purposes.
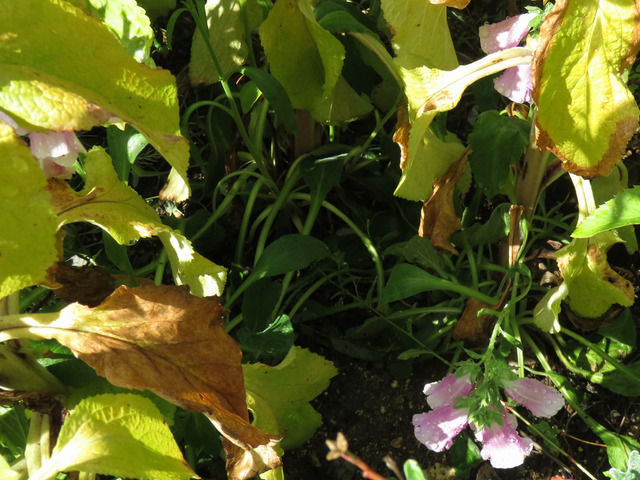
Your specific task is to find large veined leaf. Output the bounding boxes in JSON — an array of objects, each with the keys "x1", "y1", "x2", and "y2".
[
  {"x1": 381, "y1": 0, "x2": 457, "y2": 70},
  {"x1": 532, "y1": 0, "x2": 640, "y2": 177},
  {"x1": 0, "y1": 284, "x2": 282, "y2": 480},
  {"x1": 0, "y1": 0, "x2": 190, "y2": 200},
  {"x1": 67, "y1": 0, "x2": 154, "y2": 65},
  {"x1": 243, "y1": 347, "x2": 337, "y2": 450},
  {"x1": 48, "y1": 147, "x2": 226, "y2": 297},
  {"x1": 30, "y1": 394, "x2": 194, "y2": 480},
  {"x1": 190, "y1": 0, "x2": 263, "y2": 84},
  {"x1": 0, "y1": 123, "x2": 58, "y2": 299}
]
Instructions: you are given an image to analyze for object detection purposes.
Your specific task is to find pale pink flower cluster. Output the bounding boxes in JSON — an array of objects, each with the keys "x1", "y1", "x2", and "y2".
[
  {"x1": 0, "y1": 111, "x2": 84, "y2": 179},
  {"x1": 479, "y1": 13, "x2": 536, "y2": 104},
  {"x1": 413, "y1": 373, "x2": 564, "y2": 469}
]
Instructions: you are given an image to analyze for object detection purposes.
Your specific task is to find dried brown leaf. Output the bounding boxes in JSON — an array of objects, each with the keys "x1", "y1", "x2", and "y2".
[
  {"x1": 46, "y1": 284, "x2": 281, "y2": 480},
  {"x1": 393, "y1": 100, "x2": 410, "y2": 170},
  {"x1": 45, "y1": 262, "x2": 115, "y2": 307},
  {"x1": 452, "y1": 298, "x2": 494, "y2": 344},
  {"x1": 418, "y1": 150, "x2": 468, "y2": 253}
]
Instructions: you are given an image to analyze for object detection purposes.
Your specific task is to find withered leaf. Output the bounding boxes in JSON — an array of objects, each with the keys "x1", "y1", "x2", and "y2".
[
  {"x1": 452, "y1": 298, "x2": 495, "y2": 344},
  {"x1": 45, "y1": 262, "x2": 115, "y2": 307},
  {"x1": 419, "y1": 150, "x2": 469, "y2": 253},
  {"x1": 28, "y1": 284, "x2": 281, "y2": 480}
]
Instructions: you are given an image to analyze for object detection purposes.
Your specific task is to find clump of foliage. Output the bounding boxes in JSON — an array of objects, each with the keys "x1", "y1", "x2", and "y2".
[{"x1": 2, "y1": 0, "x2": 640, "y2": 479}]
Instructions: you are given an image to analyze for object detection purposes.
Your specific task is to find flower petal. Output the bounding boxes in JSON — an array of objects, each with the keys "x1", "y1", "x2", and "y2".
[
  {"x1": 476, "y1": 414, "x2": 533, "y2": 468},
  {"x1": 479, "y1": 13, "x2": 537, "y2": 54},
  {"x1": 423, "y1": 373, "x2": 473, "y2": 409},
  {"x1": 503, "y1": 378, "x2": 565, "y2": 418},
  {"x1": 493, "y1": 64, "x2": 533, "y2": 104},
  {"x1": 413, "y1": 405, "x2": 469, "y2": 452},
  {"x1": 29, "y1": 131, "x2": 85, "y2": 179}
]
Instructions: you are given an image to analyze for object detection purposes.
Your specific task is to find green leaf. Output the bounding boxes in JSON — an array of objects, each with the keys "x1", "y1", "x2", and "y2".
[
  {"x1": 241, "y1": 67, "x2": 298, "y2": 133},
  {"x1": 600, "y1": 430, "x2": 640, "y2": 472},
  {"x1": 252, "y1": 234, "x2": 330, "y2": 279},
  {"x1": 393, "y1": 113, "x2": 466, "y2": 201},
  {"x1": 557, "y1": 233, "x2": 634, "y2": 318},
  {"x1": 0, "y1": 0, "x2": 190, "y2": 200},
  {"x1": 607, "y1": 450, "x2": 640, "y2": 480},
  {"x1": 259, "y1": 0, "x2": 369, "y2": 123},
  {"x1": 573, "y1": 185, "x2": 640, "y2": 238},
  {"x1": 238, "y1": 314, "x2": 294, "y2": 363},
  {"x1": 67, "y1": 0, "x2": 154, "y2": 65},
  {"x1": 384, "y1": 235, "x2": 445, "y2": 275},
  {"x1": 243, "y1": 346, "x2": 338, "y2": 449},
  {"x1": 533, "y1": 0, "x2": 640, "y2": 177},
  {"x1": 452, "y1": 203, "x2": 511, "y2": 248},
  {"x1": 0, "y1": 123, "x2": 58, "y2": 298},
  {"x1": 381, "y1": 0, "x2": 457, "y2": 70},
  {"x1": 31, "y1": 394, "x2": 194, "y2": 480},
  {"x1": 189, "y1": 0, "x2": 263, "y2": 84},
  {"x1": 53, "y1": 147, "x2": 226, "y2": 297},
  {"x1": 0, "y1": 406, "x2": 28, "y2": 459},
  {"x1": 259, "y1": 0, "x2": 343, "y2": 112},
  {"x1": 533, "y1": 283, "x2": 568, "y2": 334},
  {"x1": 468, "y1": 111, "x2": 529, "y2": 198},
  {"x1": 300, "y1": 153, "x2": 344, "y2": 205},
  {"x1": 136, "y1": 0, "x2": 176, "y2": 20},
  {"x1": 403, "y1": 459, "x2": 426, "y2": 480}
]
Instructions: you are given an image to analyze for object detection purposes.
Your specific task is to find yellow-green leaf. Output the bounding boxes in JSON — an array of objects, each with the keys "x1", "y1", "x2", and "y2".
[
  {"x1": 532, "y1": 0, "x2": 640, "y2": 177},
  {"x1": 31, "y1": 394, "x2": 195, "y2": 480},
  {"x1": 0, "y1": 123, "x2": 58, "y2": 299},
  {"x1": 190, "y1": 0, "x2": 263, "y2": 84},
  {"x1": 243, "y1": 347, "x2": 337, "y2": 450},
  {"x1": 381, "y1": 0, "x2": 457, "y2": 70},
  {"x1": 556, "y1": 232, "x2": 634, "y2": 318},
  {"x1": 259, "y1": 0, "x2": 370, "y2": 123},
  {"x1": 51, "y1": 147, "x2": 226, "y2": 297},
  {"x1": 0, "y1": 0, "x2": 190, "y2": 200}
]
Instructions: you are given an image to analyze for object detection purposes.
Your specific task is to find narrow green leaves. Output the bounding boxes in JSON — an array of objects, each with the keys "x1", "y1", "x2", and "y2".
[
  {"x1": 30, "y1": 394, "x2": 195, "y2": 480},
  {"x1": 0, "y1": 123, "x2": 58, "y2": 299},
  {"x1": 533, "y1": 0, "x2": 640, "y2": 177},
  {"x1": 0, "y1": 0, "x2": 190, "y2": 200},
  {"x1": 243, "y1": 347, "x2": 338, "y2": 449}
]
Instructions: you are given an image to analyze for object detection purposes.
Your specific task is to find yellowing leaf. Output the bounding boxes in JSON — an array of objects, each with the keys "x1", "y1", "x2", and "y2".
[
  {"x1": 1, "y1": 285, "x2": 282, "y2": 480},
  {"x1": 0, "y1": 123, "x2": 58, "y2": 298},
  {"x1": 532, "y1": 0, "x2": 640, "y2": 177},
  {"x1": 0, "y1": 0, "x2": 190, "y2": 200},
  {"x1": 393, "y1": 110, "x2": 466, "y2": 201},
  {"x1": 190, "y1": 0, "x2": 263, "y2": 84},
  {"x1": 243, "y1": 347, "x2": 337, "y2": 450},
  {"x1": 31, "y1": 394, "x2": 195, "y2": 480},
  {"x1": 557, "y1": 233, "x2": 635, "y2": 318},
  {"x1": 49, "y1": 147, "x2": 226, "y2": 297},
  {"x1": 381, "y1": 0, "x2": 457, "y2": 70}
]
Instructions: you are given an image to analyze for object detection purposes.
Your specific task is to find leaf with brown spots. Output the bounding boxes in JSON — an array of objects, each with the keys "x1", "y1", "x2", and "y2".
[
  {"x1": 419, "y1": 150, "x2": 469, "y2": 253},
  {"x1": 0, "y1": 284, "x2": 281, "y2": 480},
  {"x1": 428, "y1": 0, "x2": 470, "y2": 9},
  {"x1": 532, "y1": 0, "x2": 640, "y2": 177}
]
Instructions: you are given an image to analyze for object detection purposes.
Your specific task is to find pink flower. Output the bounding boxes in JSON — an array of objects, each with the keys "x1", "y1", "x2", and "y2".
[
  {"x1": 413, "y1": 405, "x2": 469, "y2": 452},
  {"x1": 29, "y1": 131, "x2": 85, "y2": 179},
  {"x1": 503, "y1": 378, "x2": 565, "y2": 418},
  {"x1": 474, "y1": 412, "x2": 534, "y2": 468},
  {"x1": 0, "y1": 110, "x2": 84, "y2": 179},
  {"x1": 479, "y1": 13, "x2": 536, "y2": 103},
  {"x1": 424, "y1": 373, "x2": 473, "y2": 408}
]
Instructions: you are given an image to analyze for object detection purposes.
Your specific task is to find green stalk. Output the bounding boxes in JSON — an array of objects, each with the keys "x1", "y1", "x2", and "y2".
[{"x1": 560, "y1": 326, "x2": 640, "y2": 384}]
